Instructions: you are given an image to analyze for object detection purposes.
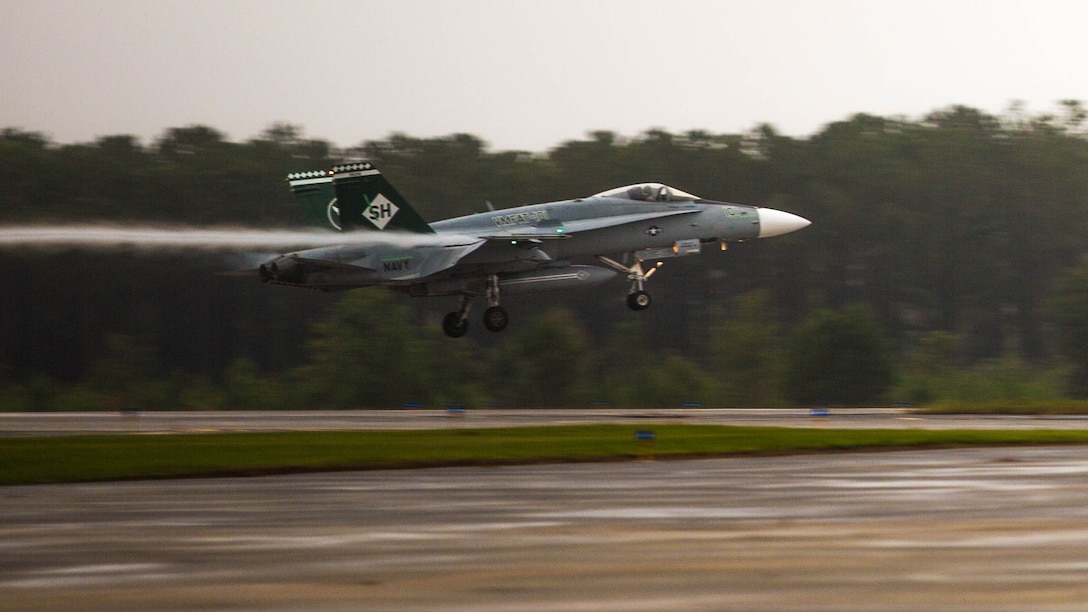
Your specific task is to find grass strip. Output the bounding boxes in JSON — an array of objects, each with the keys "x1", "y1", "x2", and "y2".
[
  {"x1": 918, "y1": 399, "x2": 1088, "y2": 415},
  {"x1": 4, "y1": 424, "x2": 1088, "y2": 486}
]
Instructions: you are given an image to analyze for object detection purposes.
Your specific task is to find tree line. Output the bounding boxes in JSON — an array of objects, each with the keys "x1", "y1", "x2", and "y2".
[{"x1": 2, "y1": 102, "x2": 1088, "y2": 409}]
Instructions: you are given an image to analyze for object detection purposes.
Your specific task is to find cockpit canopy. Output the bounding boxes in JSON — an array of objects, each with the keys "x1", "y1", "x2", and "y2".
[{"x1": 592, "y1": 183, "x2": 700, "y2": 203}]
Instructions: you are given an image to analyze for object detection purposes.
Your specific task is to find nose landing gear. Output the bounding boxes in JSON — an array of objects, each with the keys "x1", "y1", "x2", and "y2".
[
  {"x1": 599, "y1": 256, "x2": 661, "y2": 311},
  {"x1": 627, "y1": 290, "x2": 651, "y2": 311}
]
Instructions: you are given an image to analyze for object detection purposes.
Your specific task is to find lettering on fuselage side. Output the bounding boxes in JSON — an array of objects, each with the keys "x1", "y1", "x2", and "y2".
[
  {"x1": 364, "y1": 193, "x2": 400, "y2": 229},
  {"x1": 382, "y1": 257, "x2": 412, "y2": 272},
  {"x1": 491, "y1": 210, "x2": 550, "y2": 227}
]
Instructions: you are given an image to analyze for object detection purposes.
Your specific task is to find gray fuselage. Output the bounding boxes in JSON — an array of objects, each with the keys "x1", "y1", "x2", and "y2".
[{"x1": 432, "y1": 195, "x2": 761, "y2": 271}]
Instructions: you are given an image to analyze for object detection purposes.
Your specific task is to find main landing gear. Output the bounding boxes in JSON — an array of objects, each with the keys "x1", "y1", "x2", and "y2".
[
  {"x1": 442, "y1": 274, "x2": 509, "y2": 338},
  {"x1": 599, "y1": 256, "x2": 662, "y2": 311},
  {"x1": 441, "y1": 300, "x2": 470, "y2": 338}
]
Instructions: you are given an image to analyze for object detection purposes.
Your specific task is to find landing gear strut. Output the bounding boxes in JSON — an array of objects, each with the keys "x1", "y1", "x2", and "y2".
[
  {"x1": 599, "y1": 256, "x2": 662, "y2": 311},
  {"x1": 441, "y1": 275, "x2": 509, "y2": 337},
  {"x1": 442, "y1": 294, "x2": 472, "y2": 338},
  {"x1": 483, "y1": 274, "x2": 508, "y2": 332}
]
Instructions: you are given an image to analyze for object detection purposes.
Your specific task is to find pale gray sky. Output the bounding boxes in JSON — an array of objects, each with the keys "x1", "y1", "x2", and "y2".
[{"x1": 3, "y1": 0, "x2": 1087, "y2": 152}]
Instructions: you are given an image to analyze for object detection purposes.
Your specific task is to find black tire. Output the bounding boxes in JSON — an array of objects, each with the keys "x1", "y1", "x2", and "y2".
[
  {"x1": 442, "y1": 312, "x2": 469, "y2": 338},
  {"x1": 627, "y1": 291, "x2": 651, "y2": 311},
  {"x1": 483, "y1": 306, "x2": 509, "y2": 332}
]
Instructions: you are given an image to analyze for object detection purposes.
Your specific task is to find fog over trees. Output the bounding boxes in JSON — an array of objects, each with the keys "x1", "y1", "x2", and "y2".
[{"x1": 3, "y1": 102, "x2": 1088, "y2": 409}]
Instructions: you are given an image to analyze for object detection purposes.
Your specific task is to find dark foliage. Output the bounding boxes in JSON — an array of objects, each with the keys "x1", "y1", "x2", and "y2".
[{"x1": 2, "y1": 104, "x2": 1087, "y2": 407}]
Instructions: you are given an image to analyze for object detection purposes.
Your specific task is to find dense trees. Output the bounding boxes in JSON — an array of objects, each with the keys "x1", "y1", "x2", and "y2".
[
  {"x1": 784, "y1": 308, "x2": 894, "y2": 406},
  {"x1": 1050, "y1": 256, "x2": 1088, "y2": 398},
  {"x1": 2, "y1": 102, "x2": 1088, "y2": 408}
]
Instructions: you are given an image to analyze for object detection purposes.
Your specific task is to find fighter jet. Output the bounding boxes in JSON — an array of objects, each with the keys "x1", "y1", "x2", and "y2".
[{"x1": 261, "y1": 162, "x2": 810, "y2": 337}]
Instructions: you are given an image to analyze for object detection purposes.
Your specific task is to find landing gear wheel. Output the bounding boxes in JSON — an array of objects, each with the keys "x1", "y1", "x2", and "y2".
[
  {"x1": 442, "y1": 312, "x2": 469, "y2": 338},
  {"x1": 483, "y1": 306, "x2": 509, "y2": 332},
  {"x1": 627, "y1": 291, "x2": 652, "y2": 311}
]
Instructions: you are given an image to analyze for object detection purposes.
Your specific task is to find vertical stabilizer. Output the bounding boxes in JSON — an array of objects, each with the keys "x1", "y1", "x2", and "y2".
[
  {"x1": 331, "y1": 162, "x2": 434, "y2": 234},
  {"x1": 286, "y1": 171, "x2": 340, "y2": 230}
]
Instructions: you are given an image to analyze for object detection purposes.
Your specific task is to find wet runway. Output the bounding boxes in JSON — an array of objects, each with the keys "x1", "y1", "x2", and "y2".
[
  {"x1": 5, "y1": 446, "x2": 1088, "y2": 610},
  {"x1": 4, "y1": 407, "x2": 1088, "y2": 436}
]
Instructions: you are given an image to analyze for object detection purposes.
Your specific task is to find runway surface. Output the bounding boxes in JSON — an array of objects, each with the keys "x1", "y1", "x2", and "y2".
[
  {"x1": 4, "y1": 407, "x2": 1088, "y2": 436},
  {"x1": 5, "y1": 446, "x2": 1088, "y2": 610}
]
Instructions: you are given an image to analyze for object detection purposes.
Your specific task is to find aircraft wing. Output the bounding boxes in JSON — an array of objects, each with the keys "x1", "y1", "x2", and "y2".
[
  {"x1": 256, "y1": 236, "x2": 488, "y2": 286},
  {"x1": 308, "y1": 238, "x2": 487, "y2": 278},
  {"x1": 292, "y1": 255, "x2": 378, "y2": 271},
  {"x1": 478, "y1": 208, "x2": 699, "y2": 241}
]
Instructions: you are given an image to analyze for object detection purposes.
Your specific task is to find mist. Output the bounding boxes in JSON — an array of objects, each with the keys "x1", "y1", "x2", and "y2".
[{"x1": 0, "y1": 225, "x2": 478, "y2": 252}]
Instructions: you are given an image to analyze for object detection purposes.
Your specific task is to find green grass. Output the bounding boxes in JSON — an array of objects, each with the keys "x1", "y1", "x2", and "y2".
[
  {"x1": 5, "y1": 424, "x2": 1088, "y2": 486},
  {"x1": 918, "y1": 399, "x2": 1088, "y2": 415}
]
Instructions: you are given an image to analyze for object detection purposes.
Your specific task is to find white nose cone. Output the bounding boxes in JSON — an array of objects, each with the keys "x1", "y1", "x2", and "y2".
[{"x1": 756, "y1": 208, "x2": 811, "y2": 238}]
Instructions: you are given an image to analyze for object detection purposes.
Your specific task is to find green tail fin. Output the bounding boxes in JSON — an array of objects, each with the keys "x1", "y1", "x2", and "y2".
[
  {"x1": 286, "y1": 171, "x2": 340, "y2": 230},
  {"x1": 331, "y1": 162, "x2": 434, "y2": 234}
]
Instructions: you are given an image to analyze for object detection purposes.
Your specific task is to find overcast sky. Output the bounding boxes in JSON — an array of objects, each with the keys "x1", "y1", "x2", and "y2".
[{"x1": 3, "y1": 0, "x2": 1088, "y2": 152}]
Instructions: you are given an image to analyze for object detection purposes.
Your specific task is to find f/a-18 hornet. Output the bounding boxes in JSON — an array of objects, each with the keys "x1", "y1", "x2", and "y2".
[{"x1": 261, "y1": 162, "x2": 810, "y2": 337}]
